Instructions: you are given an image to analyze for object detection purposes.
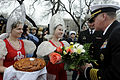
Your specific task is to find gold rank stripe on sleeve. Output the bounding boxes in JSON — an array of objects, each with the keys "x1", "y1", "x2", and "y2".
[
  {"x1": 90, "y1": 68, "x2": 99, "y2": 80},
  {"x1": 94, "y1": 61, "x2": 99, "y2": 66}
]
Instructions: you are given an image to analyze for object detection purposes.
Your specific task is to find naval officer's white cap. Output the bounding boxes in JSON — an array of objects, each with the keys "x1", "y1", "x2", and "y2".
[{"x1": 89, "y1": 4, "x2": 120, "y2": 23}]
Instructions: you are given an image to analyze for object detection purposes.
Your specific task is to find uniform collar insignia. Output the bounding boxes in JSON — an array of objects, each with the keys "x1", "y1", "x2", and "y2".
[{"x1": 83, "y1": 36, "x2": 86, "y2": 40}]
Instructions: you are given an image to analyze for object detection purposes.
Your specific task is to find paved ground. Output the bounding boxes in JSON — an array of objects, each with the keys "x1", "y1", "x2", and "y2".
[
  {"x1": 67, "y1": 71, "x2": 73, "y2": 80},
  {"x1": 67, "y1": 71, "x2": 79, "y2": 80}
]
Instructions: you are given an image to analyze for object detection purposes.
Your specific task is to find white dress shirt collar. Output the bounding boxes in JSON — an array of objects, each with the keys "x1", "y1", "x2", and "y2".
[
  {"x1": 103, "y1": 22, "x2": 113, "y2": 35},
  {"x1": 89, "y1": 28, "x2": 95, "y2": 34}
]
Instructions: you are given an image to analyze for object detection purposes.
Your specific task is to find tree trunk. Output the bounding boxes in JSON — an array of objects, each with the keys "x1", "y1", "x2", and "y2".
[
  {"x1": 68, "y1": 12, "x2": 80, "y2": 34},
  {"x1": 17, "y1": 0, "x2": 37, "y2": 27}
]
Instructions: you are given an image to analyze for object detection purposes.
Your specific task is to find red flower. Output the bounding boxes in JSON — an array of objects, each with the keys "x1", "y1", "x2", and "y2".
[
  {"x1": 49, "y1": 52, "x2": 62, "y2": 64},
  {"x1": 56, "y1": 46, "x2": 63, "y2": 53},
  {"x1": 66, "y1": 48, "x2": 73, "y2": 54}
]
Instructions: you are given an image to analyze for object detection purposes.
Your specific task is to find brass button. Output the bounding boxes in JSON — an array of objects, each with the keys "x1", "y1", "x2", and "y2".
[
  {"x1": 100, "y1": 54, "x2": 104, "y2": 61},
  {"x1": 98, "y1": 76, "x2": 101, "y2": 80}
]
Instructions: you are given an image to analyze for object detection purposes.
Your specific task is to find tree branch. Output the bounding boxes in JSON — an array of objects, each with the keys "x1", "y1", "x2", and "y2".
[{"x1": 17, "y1": 0, "x2": 37, "y2": 27}]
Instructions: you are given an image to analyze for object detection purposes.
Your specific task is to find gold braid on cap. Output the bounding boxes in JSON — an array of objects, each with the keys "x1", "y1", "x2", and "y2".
[{"x1": 91, "y1": 10, "x2": 102, "y2": 18}]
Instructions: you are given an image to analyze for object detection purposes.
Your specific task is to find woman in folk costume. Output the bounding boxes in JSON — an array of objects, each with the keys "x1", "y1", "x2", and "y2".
[
  {"x1": 0, "y1": 3, "x2": 36, "y2": 80},
  {"x1": 36, "y1": 13, "x2": 70, "y2": 80}
]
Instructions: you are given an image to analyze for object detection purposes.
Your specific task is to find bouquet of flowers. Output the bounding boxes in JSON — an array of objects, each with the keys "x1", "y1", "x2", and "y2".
[{"x1": 49, "y1": 42, "x2": 94, "y2": 70}]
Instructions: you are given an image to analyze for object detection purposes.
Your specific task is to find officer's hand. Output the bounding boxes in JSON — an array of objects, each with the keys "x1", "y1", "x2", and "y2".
[{"x1": 81, "y1": 63, "x2": 92, "y2": 71}]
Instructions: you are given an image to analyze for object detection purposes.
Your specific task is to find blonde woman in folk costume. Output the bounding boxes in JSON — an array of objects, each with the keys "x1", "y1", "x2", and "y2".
[
  {"x1": 36, "y1": 13, "x2": 70, "y2": 80},
  {"x1": 0, "y1": 4, "x2": 36, "y2": 80}
]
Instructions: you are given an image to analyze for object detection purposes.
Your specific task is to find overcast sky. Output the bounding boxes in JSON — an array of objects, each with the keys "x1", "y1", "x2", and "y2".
[
  {"x1": 0, "y1": 0, "x2": 120, "y2": 26},
  {"x1": 114, "y1": 0, "x2": 120, "y2": 3},
  {"x1": 23, "y1": 0, "x2": 120, "y2": 25},
  {"x1": 0, "y1": 0, "x2": 78, "y2": 25},
  {"x1": 23, "y1": 0, "x2": 72, "y2": 25}
]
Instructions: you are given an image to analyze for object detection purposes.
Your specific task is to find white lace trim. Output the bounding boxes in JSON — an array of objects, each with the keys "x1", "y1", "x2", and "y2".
[{"x1": 36, "y1": 41, "x2": 70, "y2": 57}]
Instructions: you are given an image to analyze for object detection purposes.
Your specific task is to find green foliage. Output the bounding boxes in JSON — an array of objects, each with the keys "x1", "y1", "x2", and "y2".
[{"x1": 62, "y1": 43, "x2": 95, "y2": 70}]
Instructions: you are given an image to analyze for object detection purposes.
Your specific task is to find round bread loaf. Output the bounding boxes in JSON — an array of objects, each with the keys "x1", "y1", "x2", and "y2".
[{"x1": 13, "y1": 58, "x2": 46, "y2": 72}]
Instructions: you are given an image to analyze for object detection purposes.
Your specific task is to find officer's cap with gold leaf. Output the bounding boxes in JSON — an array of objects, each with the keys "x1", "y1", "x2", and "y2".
[{"x1": 89, "y1": 4, "x2": 120, "y2": 23}]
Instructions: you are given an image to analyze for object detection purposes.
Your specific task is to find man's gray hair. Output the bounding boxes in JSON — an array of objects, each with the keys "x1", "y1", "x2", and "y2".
[{"x1": 106, "y1": 12, "x2": 116, "y2": 19}]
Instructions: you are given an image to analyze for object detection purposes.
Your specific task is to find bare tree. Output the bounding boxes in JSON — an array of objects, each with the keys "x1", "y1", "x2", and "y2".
[
  {"x1": 17, "y1": 0, "x2": 38, "y2": 27},
  {"x1": 60, "y1": 0, "x2": 81, "y2": 33},
  {"x1": 3, "y1": 0, "x2": 118, "y2": 29},
  {"x1": 41, "y1": 0, "x2": 95, "y2": 33},
  {"x1": 80, "y1": 0, "x2": 94, "y2": 30},
  {"x1": 49, "y1": 0, "x2": 61, "y2": 15}
]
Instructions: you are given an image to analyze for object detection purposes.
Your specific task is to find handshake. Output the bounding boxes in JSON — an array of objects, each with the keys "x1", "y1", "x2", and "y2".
[{"x1": 81, "y1": 63, "x2": 93, "y2": 70}]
